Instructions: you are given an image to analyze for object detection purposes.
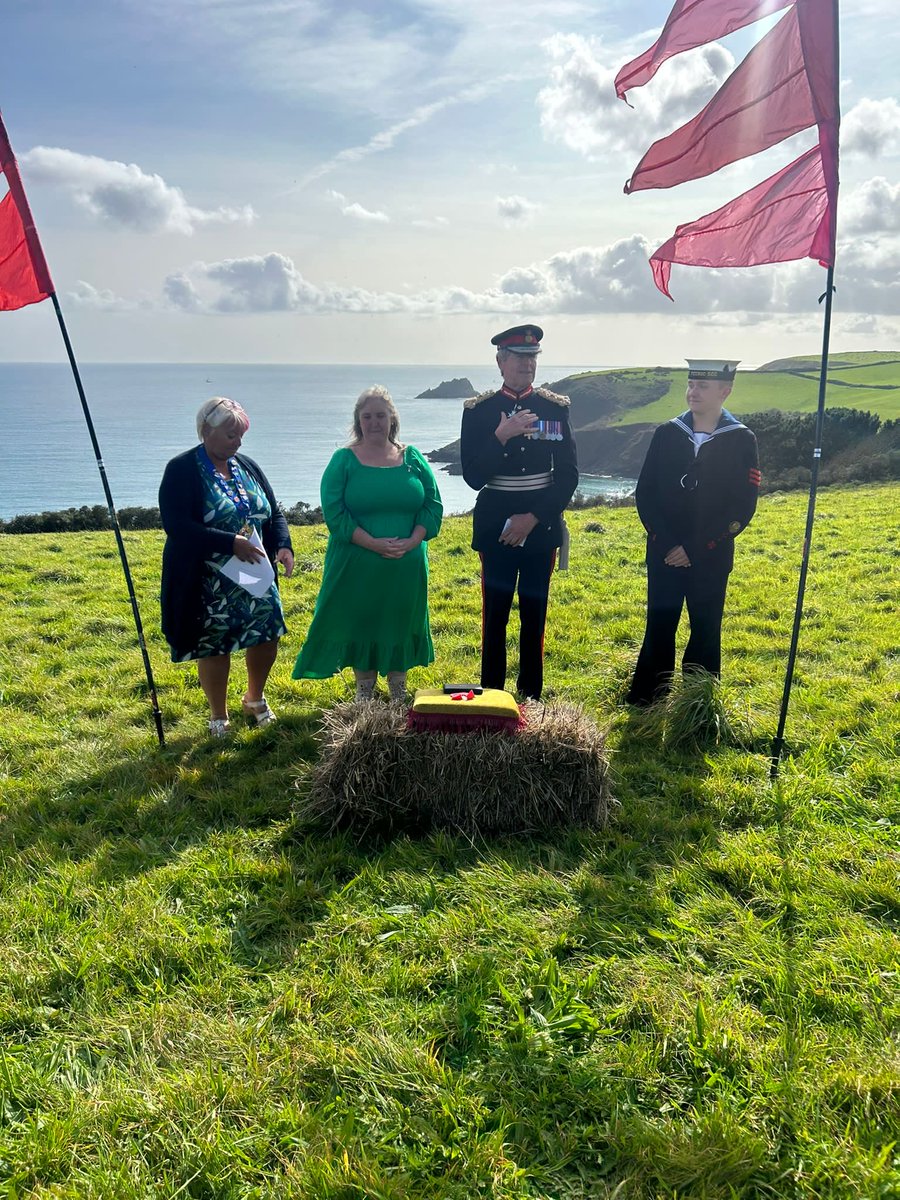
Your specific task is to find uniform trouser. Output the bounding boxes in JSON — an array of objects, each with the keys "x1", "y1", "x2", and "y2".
[
  {"x1": 627, "y1": 554, "x2": 731, "y2": 705},
  {"x1": 479, "y1": 548, "x2": 556, "y2": 700}
]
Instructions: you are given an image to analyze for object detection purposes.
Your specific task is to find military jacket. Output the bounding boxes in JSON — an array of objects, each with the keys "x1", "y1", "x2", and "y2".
[
  {"x1": 635, "y1": 409, "x2": 760, "y2": 573},
  {"x1": 460, "y1": 384, "x2": 579, "y2": 553}
]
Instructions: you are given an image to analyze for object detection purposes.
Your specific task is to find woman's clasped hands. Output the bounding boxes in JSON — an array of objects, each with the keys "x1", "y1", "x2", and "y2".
[{"x1": 370, "y1": 533, "x2": 423, "y2": 559}]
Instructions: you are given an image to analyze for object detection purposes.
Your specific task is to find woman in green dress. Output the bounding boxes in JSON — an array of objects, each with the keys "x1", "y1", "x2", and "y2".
[{"x1": 293, "y1": 385, "x2": 443, "y2": 701}]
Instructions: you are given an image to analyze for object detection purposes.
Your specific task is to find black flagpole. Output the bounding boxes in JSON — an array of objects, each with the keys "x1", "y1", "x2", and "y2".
[
  {"x1": 769, "y1": 264, "x2": 836, "y2": 779},
  {"x1": 50, "y1": 292, "x2": 166, "y2": 746}
]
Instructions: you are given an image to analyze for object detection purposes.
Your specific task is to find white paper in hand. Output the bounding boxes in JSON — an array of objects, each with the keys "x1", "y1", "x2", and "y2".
[
  {"x1": 501, "y1": 518, "x2": 528, "y2": 548},
  {"x1": 218, "y1": 528, "x2": 275, "y2": 597}
]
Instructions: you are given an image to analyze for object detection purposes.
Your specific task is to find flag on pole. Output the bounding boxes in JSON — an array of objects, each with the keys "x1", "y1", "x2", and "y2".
[
  {"x1": 0, "y1": 109, "x2": 165, "y2": 743},
  {"x1": 0, "y1": 111, "x2": 54, "y2": 310},
  {"x1": 650, "y1": 143, "x2": 830, "y2": 298},
  {"x1": 616, "y1": 0, "x2": 839, "y2": 297},
  {"x1": 615, "y1": 0, "x2": 793, "y2": 99}
]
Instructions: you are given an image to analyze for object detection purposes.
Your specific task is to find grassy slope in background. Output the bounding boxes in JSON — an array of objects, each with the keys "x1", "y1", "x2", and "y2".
[
  {"x1": 0, "y1": 485, "x2": 898, "y2": 1199},
  {"x1": 540, "y1": 352, "x2": 900, "y2": 423}
]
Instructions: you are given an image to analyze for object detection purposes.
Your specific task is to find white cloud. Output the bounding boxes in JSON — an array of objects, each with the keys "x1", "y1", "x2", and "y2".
[
  {"x1": 137, "y1": 228, "x2": 900, "y2": 319},
  {"x1": 777, "y1": 233, "x2": 900, "y2": 315},
  {"x1": 21, "y1": 147, "x2": 255, "y2": 235},
  {"x1": 67, "y1": 281, "x2": 138, "y2": 310},
  {"x1": 163, "y1": 273, "x2": 203, "y2": 312},
  {"x1": 411, "y1": 215, "x2": 450, "y2": 230},
  {"x1": 842, "y1": 98, "x2": 900, "y2": 158},
  {"x1": 496, "y1": 195, "x2": 541, "y2": 225},
  {"x1": 842, "y1": 177, "x2": 900, "y2": 233},
  {"x1": 327, "y1": 190, "x2": 389, "y2": 223},
  {"x1": 838, "y1": 314, "x2": 897, "y2": 337},
  {"x1": 164, "y1": 253, "x2": 424, "y2": 314},
  {"x1": 153, "y1": 239, "x2": 764, "y2": 317},
  {"x1": 537, "y1": 33, "x2": 733, "y2": 161}
]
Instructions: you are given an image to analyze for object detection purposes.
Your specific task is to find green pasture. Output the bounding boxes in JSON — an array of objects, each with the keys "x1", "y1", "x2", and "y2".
[
  {"x1": 759, "y1": 351, "x2": 900, "y2": 372},
  {"x1": 605, "y1": 355, "x2": 900, "y2": 425},
  {"x1": 1, "y1": 485, "x2": 898, "y2": 1198}
]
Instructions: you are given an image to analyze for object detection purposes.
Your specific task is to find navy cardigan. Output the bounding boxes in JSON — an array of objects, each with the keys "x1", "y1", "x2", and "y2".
[{"x1": 159, "y1": 448, "x2": 293, "y2": 658}]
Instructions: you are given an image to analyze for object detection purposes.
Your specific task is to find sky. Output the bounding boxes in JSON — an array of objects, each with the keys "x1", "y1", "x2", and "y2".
[{"x1": 0, "y1": 0, "x2": 897, "y2": 366}]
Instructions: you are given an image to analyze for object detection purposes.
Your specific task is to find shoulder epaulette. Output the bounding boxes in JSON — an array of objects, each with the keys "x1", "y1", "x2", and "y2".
[
  {"x1": 534, "y1": 386, "x2": 570, "y2": 407},
  {"x1": 463, "y1": 388, "x2": 498, "y2": 409}
]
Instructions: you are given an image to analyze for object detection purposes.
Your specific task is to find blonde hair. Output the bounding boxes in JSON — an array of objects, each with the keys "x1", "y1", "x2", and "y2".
[
  {"x1": 196, "y1": 396, "x2": 250, "y2": 439},
  {"x1": 350, "y1": 385, "x2": 401, "y2": 447}
]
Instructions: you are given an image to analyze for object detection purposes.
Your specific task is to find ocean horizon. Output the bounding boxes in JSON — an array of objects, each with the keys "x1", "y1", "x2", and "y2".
[{"x1": 0, "y1": 362, "x2": 636, "y2": 520}]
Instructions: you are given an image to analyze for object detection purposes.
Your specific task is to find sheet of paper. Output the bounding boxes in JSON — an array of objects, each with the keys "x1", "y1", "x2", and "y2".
[
  {"x1": 501, "y1": 518, "x2": 528, "y2": 547},
  {"x1": 217, "y1": 528, "x2": 275, "y2": 597}
]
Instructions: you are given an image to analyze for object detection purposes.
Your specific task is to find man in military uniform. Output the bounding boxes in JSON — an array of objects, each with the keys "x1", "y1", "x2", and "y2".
[
  {"x1": 460, "y1": 324, "x2": 579, "y2": 699},
  {"x1": 625, "y1": 358, "x2": 761, "y2": 707}
]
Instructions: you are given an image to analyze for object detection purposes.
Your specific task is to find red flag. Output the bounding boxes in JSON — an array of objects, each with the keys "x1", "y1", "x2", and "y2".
[
  {"x1": 625, "y1": 7, "x2": 814, "y2": 193},
  {"x1": 615, "y1": 0, "x2": 793, "y2": 100},
  {"x1": 650, "y1": 143, "x2": 830, "y2": 297},
  {"x1": 617, "y1": 0, "x2": 839, "y2": 296},
  {"x1": 0, "y1": 112, "x2": 53, "y2": 311}
]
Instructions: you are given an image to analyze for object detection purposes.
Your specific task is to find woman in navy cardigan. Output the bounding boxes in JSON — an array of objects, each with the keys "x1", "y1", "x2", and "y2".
[{"x1": 159, "y1": 397, "x2": 294, "y2": 736}]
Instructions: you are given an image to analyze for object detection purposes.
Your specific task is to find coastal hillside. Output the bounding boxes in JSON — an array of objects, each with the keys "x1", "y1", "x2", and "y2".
[
  {"x1": 429, "y1": 352, "x2": 900, "y2": 489},
  {"x1": 549, "y1": 351, "x2": 900, "y2": 428}
]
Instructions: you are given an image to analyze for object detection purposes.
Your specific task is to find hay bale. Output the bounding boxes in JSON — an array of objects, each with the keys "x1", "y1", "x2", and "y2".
[{"x1": 296, "y1": 699, "x2": 612, "y2": 837}]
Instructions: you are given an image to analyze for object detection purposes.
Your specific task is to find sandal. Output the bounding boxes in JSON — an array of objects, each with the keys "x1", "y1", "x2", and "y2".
[
  {"x1": 208, "y1": 717, "x2": 232, "y2": 738},
  {"x1": 242, "y1": 696, "x2": 277, "y2": 727}
]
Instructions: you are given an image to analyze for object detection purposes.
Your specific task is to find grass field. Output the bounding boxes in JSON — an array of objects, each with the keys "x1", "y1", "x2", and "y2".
[
  {"x1": 606, "y1": 354, "x2": 900, "y2": 426},
  {"x1": 1, "y1": 485, "x2": 898, "y2": 1198}
]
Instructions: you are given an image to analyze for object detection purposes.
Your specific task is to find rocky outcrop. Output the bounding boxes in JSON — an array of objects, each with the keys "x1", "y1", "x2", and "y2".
[{"x1": 416, "y1": 377, "x2": 476, "y2": 399}]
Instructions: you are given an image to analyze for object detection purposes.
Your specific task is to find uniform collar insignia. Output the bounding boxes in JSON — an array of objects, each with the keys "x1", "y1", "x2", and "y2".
[{"x1": 671, "y1": 408, "x2": 746, "y2": 437}]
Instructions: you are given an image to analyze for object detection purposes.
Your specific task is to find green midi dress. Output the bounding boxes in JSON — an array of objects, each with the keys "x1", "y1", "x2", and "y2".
[{"x1": 293, "y1": 445, "x2": 443, "y2": 678}]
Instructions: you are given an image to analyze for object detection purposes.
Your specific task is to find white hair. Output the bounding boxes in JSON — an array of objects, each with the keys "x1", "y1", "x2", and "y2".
[{"x1": 195, "y1": 396, "x2": 250, "y2": 439}]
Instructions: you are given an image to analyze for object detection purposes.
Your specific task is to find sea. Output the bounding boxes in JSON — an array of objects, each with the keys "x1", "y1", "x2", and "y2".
[{"x1": 0, "y1": 362, "x2": 635, "y2": 521}]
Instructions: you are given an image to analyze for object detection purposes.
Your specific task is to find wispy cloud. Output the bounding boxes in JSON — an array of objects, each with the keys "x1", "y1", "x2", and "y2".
[
  {"x1": 496, "y1": 195, "x2": 541, "y2": 225},
  {"x1": 130, "y1": 1, "x2": 589, "y2": 112},
  {"x1": 67, "y1": 281, "x2": 142, "y2": 310},
  {"x1": 21, "y1": 147, "x2": 255, "y2": 235},
  {"x1": 295, "y1": 76, "x2": 515, "y2": 190},
  {"x1": 328, "y1": 190, "x2": 390, "y2": 223}
]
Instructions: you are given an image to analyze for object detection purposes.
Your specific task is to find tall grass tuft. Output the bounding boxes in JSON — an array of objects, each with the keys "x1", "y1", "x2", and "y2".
[{"x1": 650, "y1": 670, "x2": 747, "y2": 751}]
